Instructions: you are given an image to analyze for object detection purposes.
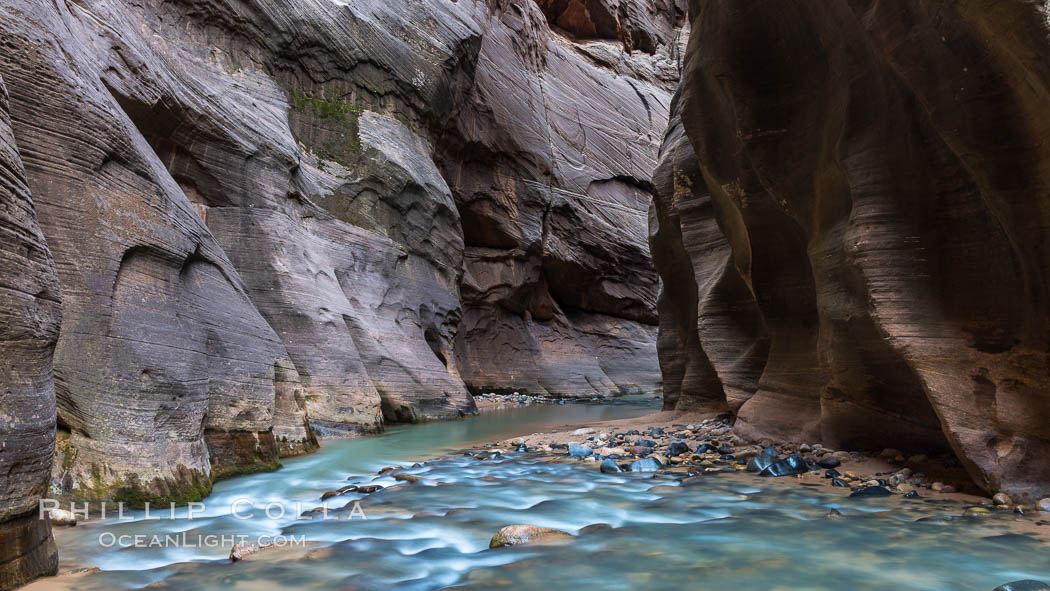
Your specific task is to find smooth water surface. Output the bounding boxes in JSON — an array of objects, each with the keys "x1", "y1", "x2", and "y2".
[{"x1": 51, "y1": 401, "x2": 1050, "y2": 591}]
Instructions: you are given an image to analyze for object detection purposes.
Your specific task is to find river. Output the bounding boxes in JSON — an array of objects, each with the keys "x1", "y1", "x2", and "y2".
[{"x1": 43, "y1": 400, "x2": 1050, "y2": 590}]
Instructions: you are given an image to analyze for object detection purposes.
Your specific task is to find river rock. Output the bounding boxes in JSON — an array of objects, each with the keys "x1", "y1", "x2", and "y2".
[
  {"x1": 817, "y1": 457, "x2": 841, "y2": 469},
  {"x1": 993, "y1": 493, "x2": 1013, "y2": 506},
  {"x1": 628, "y1": 458, "x2": 662, "y2": 473},
  {"x1": 746, "y1": 446, "x2": 779, "y2": 473},
  {"x1": 47, "y1": 510, "x2": 76, "y2": 528},
  {"x1": 1037, "y1": 499, "x2": 1050, "y2": 512},
  {"x1": 568, "y1": 444, "x2": 593, "y2": 458},
  {"x1": 600, "y1": 459, "x2": 622, "y2": 474},
  {"x1": 579, "y1": 524, "x2": 613, "y2": 535},
  {"x1": 489, "y1": 525, "x2": 572, "y2": 548},
  {"x1": 758, "y1": 455, "x2": 808, "y2": 478},
  {"x1": 849, "y1": 486, "x2": 892, "y2": 498},
  {"x1": 667, "y1": 441, "x2": 691, "y2": 456},
  {"x1": 650, "y1": 0, "x2": 1050, "y2": 499}
]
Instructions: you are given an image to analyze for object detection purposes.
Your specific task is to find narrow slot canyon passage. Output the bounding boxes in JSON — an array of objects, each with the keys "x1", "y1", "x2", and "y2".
[{"x1": 1, "y1": 1, "x2": 1049, "y2": 590}]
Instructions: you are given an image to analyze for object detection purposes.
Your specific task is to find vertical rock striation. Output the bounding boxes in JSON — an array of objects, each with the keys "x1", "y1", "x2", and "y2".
[
  {"x1": 654, "y1": 0, "x2": 1050, "y2": 498},
  {"x1": 0, "y1": 0, "x2": 678, "y2": 518},
  {"x1": 0, "y1": 73, "x2": 60, "y2": 591},
  {"x1": 441, "y1": 0, "x2": 685, "y2": 397},
  {"x1": 0, "y1": 0, "x2": 312, "y2": 503}
]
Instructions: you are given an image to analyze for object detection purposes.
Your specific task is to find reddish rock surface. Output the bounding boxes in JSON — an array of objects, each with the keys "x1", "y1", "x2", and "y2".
[{"x1": 653, "y1": 0, "x2": 1050, "y2": 499}]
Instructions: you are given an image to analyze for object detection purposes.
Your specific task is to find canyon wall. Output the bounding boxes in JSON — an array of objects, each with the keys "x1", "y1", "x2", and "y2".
[
  {"x1": 0, "y1": 74, "x2": 60, "y2": 590},
  {"x1": 440, "y1": 0, "x2": 684, "y2": 396},
  {"x1": 0, "y1": 0, "x2": 677, "y2": 518},
  {"x1": 653, "y1": 0, "x2": 1050, "y2": 499}
]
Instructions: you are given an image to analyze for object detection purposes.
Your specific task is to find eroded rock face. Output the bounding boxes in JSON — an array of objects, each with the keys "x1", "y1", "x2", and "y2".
[
  {"x1": 442, "y1": 0, "x2": 683, "y2": 397},
  {"x1": 0, "y1": 0, "x2": 313, "y2": 502},
  {"x1": 0, "y1": 0, "x2": 674, "y2": 514},
  {"x1": 0, "y1": 73, "x2": 60, "y2": 591},
  {"x1": 655, "y1": 0, "x2": 1050, "y2": 498}
]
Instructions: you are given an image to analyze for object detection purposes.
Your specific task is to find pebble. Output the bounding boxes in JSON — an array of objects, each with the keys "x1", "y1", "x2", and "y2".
[
  {"x1": 993, "y1": 492, "x2": 1013, "y2": 506},
  {"x1": 1037, "y1": 498, "x2": 1050, "y2": 512}
]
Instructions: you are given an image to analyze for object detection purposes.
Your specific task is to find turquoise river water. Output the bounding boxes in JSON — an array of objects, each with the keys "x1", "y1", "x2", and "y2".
[{"x1": 46, "y1": 401, "x2": 1050, "y2": 590}]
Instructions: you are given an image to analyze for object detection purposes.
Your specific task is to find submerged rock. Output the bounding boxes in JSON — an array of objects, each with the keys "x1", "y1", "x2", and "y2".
[
  {"x1": 579, "y1": 524, "x2": 613, "y2": 535},
  {"x1": 993, "y1": 582, "x2": 1050, "y2": 591},
  {"x1": 489, "y1": 525, "x2": 572, "y2": 548}
]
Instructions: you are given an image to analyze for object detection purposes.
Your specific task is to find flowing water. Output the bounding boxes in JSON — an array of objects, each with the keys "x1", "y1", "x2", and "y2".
[{"x1": 48, "y1": 401, "x2": 1050, "y2": 591}]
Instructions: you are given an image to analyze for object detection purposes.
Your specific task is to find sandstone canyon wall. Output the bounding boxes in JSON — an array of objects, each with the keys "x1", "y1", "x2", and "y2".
[
  {"x1": 653, "y1": 0, "x2": 1050, "y2": 499},
  {"x1": 0, "y1": 0, "x2": 677, "y2": 513},
  {"x1": 0, "y1": 73, "x2": 60, "y2": 590}
]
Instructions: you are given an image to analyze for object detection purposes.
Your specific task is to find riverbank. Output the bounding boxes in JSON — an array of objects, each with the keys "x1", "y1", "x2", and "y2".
[{"x1": 474, "y1": 410, "x2": 1049, "y2": 515}]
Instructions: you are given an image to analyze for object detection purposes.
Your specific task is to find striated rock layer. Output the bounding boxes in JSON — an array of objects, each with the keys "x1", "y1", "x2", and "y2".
[
  {"x1": 441, "y1": 0, "x2": 685, "y2": 397},
  {"x1": 0, "y1": 0, "x2": 676, "y2": 517},
  {"x1": 0, "y1": 73, "x2": 60, "y2": 591},
  {"x1": 653, "y1": 0, "x2": 1050, "y2": 498}
]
